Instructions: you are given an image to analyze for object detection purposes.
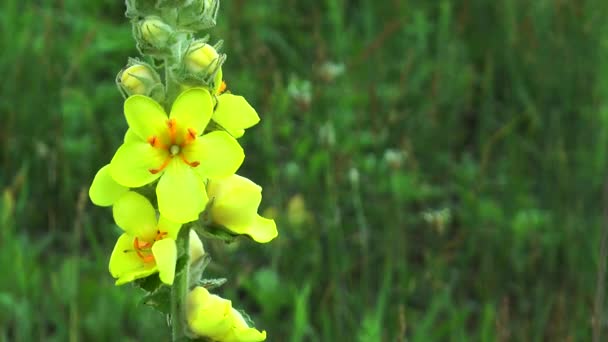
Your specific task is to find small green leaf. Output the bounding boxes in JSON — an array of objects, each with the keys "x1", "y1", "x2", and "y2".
[
  {"x1": 196, "y1": 278, "x2": 227, "y2": 290},
  {"x1": 196, "y1": 224, "x2": 239, "y2": 243},
  {"x1": 134, "y1": 273, "x2": 163, "y2": 293},
  {"x1": 141, "y1": 285, "x2": 171, "y2": 314},
  {"x1": 189, "y1": 254, "x2": 212, "y2": 289}
]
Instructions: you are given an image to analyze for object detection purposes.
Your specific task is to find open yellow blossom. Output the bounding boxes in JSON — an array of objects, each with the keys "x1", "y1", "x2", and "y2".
[
  {"x1": 109, "y1": 191, "x2": 180, "y2": 285},
  {"x1": 206, "y1": 175, "x2": 277, "y2": 243},
  {"x1": 186, "y1": 286, "x2": 266, "y2": 342},
  {"x1": 109, "y1": 88, "x2": 244, "y2": 223}
]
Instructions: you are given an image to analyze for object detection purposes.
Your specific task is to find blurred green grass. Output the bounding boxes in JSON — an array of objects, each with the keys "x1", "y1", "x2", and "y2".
[{"x1": 2, "y1": 0, "x2": 608, "y2": 341}]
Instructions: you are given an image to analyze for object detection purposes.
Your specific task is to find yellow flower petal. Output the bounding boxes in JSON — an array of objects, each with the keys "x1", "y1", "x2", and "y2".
[
  {"x1": 219, "y1": 308, "x2": 267, "y2": 342},
  {"x1": 124, "y1": 129, "x2": 140, "y2": 143},
  {"x1": 124, "y1": 95, "x2": 168, "y2": 141},
  {"x1": 89, "y1": 165, "x2": 128, "y2": 207},
  {"x1": 109, "y1": 141, "x2": 165, "y2": 187},
  {"x1": 170, "y1": 88, "x2": 213, "y2": 135},
  {"x1": 112, "y1": 191, "x2": 158, "y2": 241},
  {"x1": 185, "y1": 131, "x2": 244, "y2": 179},
  {"x1": 230, "y1": 129, "x2": 246, "y2": 139},
  {"x1": 109, "y1": 233, "x2": 157, "y2": 285},
  {"x1": 221, "y1": 309, "x2": 267, "y2": 342},
  {"x1": 237, "y1": 216, "x2": 277, "y2": 243},
  {"x1": 186, "y1": 287, "x2": 233, "y2": 339},
  {"x1": 157, "y1": 215, "x2": 182, "y2": 240},
  {"x1": 213, "y1": 94, "x2": 260, "y2": 137},
  {"x1": 207, "y1": 175, "x2": 261, "y2": 229},
  {"x1": 156, "y1": 160, "x2": 208, "y2": 223},
  {"x1": 151, "y1": 238, "x2": 177, "y2": 285}
]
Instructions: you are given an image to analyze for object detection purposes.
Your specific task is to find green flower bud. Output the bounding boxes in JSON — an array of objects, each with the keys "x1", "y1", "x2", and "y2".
[
  {"x1": 185, "y1": 42, "x2": 220, "y2": 74},
  {"x1": 116, "y1": 61, "x2": 165, "y2": 101},
  {"x1": 139, "y1": 17, "x2": 173, "y2": 48},
  {"x1": 176, "y1": 0, "x2": 219, "y2": 31}
]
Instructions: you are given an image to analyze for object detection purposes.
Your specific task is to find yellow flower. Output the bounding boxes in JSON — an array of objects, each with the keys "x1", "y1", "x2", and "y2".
[
  {"x1": 186, "y1": 286, "x2": 266, "y2": 342},
  {"x1": 109, "y1": 88, "x2": 244, "y2": 223},
  {"x1": 109, "y1": 191, "x2": 180, "y2": 285},
  {"x1": 206, "y1": 175, "x2": 277, "y2": 243}
]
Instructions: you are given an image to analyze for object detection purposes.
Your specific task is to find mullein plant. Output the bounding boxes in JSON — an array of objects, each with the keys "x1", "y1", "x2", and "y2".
[{"x1": 88, "y1": 1, "x2": 277, "y2": 341}]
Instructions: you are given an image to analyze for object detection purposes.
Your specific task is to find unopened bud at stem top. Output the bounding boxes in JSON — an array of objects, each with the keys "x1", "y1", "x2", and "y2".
[{"x1": 138, "y1": 17, "x2": 173, "y2": 49}]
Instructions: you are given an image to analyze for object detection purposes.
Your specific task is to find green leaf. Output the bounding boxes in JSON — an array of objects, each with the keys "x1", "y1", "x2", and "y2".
[
  {"x1": 141, "y1": 285, "x2": 172, "y2": 314},
  {"x1": 189, "y1": 254, "x2": 211, "y2": 289},
  {"x1": 196, "y1": 224, "x2": 239, "y2": 243},
  {"x1": 196, "y1": 278, "x2": 227, "y2": 290},
  {"x1": 134, "y1": 273, "x2": 163, "y2": 293}
]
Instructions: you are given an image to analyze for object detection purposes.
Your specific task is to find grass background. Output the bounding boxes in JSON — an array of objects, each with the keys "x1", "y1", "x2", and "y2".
[{"x1": 2, "y1": 0, "x2": 608, "y2": 340}]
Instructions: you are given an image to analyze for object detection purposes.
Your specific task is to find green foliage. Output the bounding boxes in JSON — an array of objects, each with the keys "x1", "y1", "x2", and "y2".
[{"x1": 2, "y1": 0, "x2": 608, "y2": 341}]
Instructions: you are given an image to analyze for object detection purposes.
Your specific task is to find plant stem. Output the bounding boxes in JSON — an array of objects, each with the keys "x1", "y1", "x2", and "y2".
[
  {"x1": 164, "y1": 57, "x2": 178, "y2": 111},
  {"x1": 171, "y1": 224, "x2": 191, "y2": 341}
]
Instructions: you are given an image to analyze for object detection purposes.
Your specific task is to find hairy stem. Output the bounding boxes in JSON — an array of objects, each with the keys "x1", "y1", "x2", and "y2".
[{"x1": 171, "y1": 224, "x2": 191, "y2": 341}]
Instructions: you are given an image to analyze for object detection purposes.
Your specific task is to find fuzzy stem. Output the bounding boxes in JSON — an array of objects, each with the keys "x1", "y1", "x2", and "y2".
[
  {"x1": 164, "y1": 58, "x2": 178, "y2": 111},
  {"x1": 171, "y1": 224, "x2": 191, "y2": 341}
]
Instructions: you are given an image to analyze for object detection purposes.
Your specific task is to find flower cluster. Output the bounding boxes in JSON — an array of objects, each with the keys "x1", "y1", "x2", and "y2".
[{"x1": 88, "y1": 1, "x2": 276, "y2": 340}]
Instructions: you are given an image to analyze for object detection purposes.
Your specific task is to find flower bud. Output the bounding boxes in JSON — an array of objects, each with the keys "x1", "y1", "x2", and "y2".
[
  {"x1": 138, "y1": 17, "x2": 173, "y2": 48},
  {"x1": 116, "y1": 62, "x2": 164, "y2": 100},
  {"x1": 176, "y1": 0, "x2": 219, "y2": 31},
  {"x1": 185, "y1": 41, "x2": 220, "y2": 75}
]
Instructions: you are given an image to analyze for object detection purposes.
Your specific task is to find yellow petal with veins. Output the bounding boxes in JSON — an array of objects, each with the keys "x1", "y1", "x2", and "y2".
[
  {"x1": 124, "y1": 95, "x2": 168, "y2": 141},
  {"x1": 170, "y1": 88, "x2": 213, "y2": 136},
  {"x1": 185, "y1": 131, "x2": 244, "y2": 179},
  {"x1": 156, "y1": 160, "x2": 208, "y2": 223},
  {"x1": 112, "y1": 191, "x2": 158, "y2": 241},
  {"x1": 110, "y1": 141, "x2": 166, "y2": 187}
]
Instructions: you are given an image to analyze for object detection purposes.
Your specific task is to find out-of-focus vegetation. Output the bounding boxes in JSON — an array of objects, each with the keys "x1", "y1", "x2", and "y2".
[{"x1": 2, "y1": 0, "x2": 608, "y2": 341}]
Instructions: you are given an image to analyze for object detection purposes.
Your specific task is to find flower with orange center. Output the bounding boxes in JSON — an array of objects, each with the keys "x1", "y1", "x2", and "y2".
[
  {"x1": 109, "y1": 191, "x2": 180, "y2": 285},
  {"x1": 109, "y1": 88, "x2": 244, "y2": 223}
]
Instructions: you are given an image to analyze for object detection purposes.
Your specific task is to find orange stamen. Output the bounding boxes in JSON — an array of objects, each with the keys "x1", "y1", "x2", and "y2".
[
  {"x1": 180, "y1": 154, "x2": 200, "y2": 167},
  {"x1": 147, "y1": 135, "x2": 168, "y2": 149},
  {"x1": 185, "y1": 128, "x2": 197, "y2": 144},
  {"x1": 155, "y1": 230, "x2": 168, "y2": 241},
  {"x1": 149, "y1": 157, "x2": 172, "y2": 174},
  {"x1": 133, "y1": 237, "x2": 156, "y2": 263},
  {"x1": 218, "y1": 81, "x2": 227, "y2": 95},
  {"x1": 167, "y1": 119, "x2": 177, "y2": 143},
  {"x1": 142, "y1": 254, "x2": 155, "y2": 263}
]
